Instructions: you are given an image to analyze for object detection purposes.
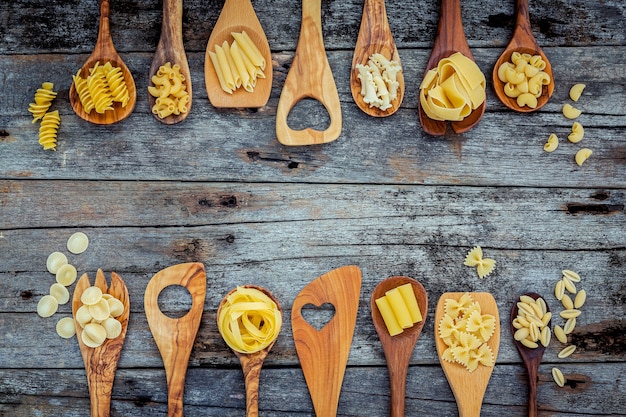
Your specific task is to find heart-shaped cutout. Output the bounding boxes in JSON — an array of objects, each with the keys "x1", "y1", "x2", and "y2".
[{"x1": 300, "y1": 302, "x2": 336, "y2": 331}]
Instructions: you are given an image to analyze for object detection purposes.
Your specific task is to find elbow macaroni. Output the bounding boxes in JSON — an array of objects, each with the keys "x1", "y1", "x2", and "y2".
[
  {"x1": 497, "y1": 52, "x2": 550, "y2": 108},
  {"x1": 148, "y1": 62, "x2": 190, "y2": 119}
]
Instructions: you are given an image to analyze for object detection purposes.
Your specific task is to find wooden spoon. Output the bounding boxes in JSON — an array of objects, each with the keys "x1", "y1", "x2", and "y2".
[
  {"x1": 350, "y1": 0, "x2": 404, "y2": 117},
  {"x1": 434, "y1": 292, "x2": 500, "y2": 417},
  {"x1": 510, "y1": 292, "x2": 551, "y2": 417},
  {"x1": 492, "y1": 0, "x2": 554, "y2": 112},
  {"x1": 148, "y1": 0, "x2": 192, "y2": 124},
  {"x1": 370, "y1": 276, "x2": 428, "y2": 417},
  {"x1": 292, "y1": 265, "x2": 362, "y2": 416},
  {"x1": 275, "y1": 0, "x2": 342, "y2": 146},
  {"x1": 72, "y1": 269, "x2": 130, "y2": 417},
  {"x1": 217, "y1": 285, "x2": 282, "y2": 417},
  {"x1": 69, "y1": 0, "x2": 136, "y2": 125},
  {"x1": 418, "y1": 0, "x2": 485, "y2": 136},
  {"x1": 204, "y1": 0, "x2": 272, "y2": 108},
  {"x1": 144, "y1": 262, "x2": 206, "y2": 416}
]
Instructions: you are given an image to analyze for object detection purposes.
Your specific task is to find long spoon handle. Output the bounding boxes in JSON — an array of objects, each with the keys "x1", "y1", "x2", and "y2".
[
  {"x1": 238, "y1": 351, "x2": 269, "y2": 417},
  {"x1": 95, "y1": 0, "x2": 114, "y2": 50},
  {"x1": 511, "y1": 0, "x2": 536, "y2": 47},
  {"x1": 160, "y1": 0, "x2": 183, "y2": 49},
  {"x1": 525, "y1": 355, "x2": 540, "y2": 417},
  {"x1": 388, "y1": 352, "x2": 411, "y2": 417}
]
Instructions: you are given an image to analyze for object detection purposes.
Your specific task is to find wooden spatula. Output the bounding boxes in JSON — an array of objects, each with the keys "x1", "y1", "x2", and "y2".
[
  {"x1": 434, "y1": 292, "x2": 500, "y2": 417},
  {"x1": 291, "y1": 265, "x2": 362, "y2": 416},
  {"x1": 275, "y1": 0, "x2": 342, "y2": 146},
  {"x1": 144, "y1": 262, "x2": 206, "y2": 416}
]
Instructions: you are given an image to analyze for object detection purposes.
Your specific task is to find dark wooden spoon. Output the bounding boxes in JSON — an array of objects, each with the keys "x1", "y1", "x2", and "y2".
[
  {"x1": 418, "y1": 0, "x2": 485, "y2": 136},
  {"x1": 371, "y1": 276, "x2": 428, "y2": 417},
  {"x1": 69, "y1": 0, "x2": 136, "y2": 125},
  {"x1": 492, "y1": 0, "x2": 554, "y2": 112},
  {"x1": 218, "y1": 285, "x2": 282, "y2": 417},
  {"x1": 510, "y1": 292, "x2": 551, "y2": 417},
  {"x1": 148, "y1": 0, "x2": 192, "y2": 124},
  {"x1": 350, "y1": 0, "x2": 404, "y2": 117}
]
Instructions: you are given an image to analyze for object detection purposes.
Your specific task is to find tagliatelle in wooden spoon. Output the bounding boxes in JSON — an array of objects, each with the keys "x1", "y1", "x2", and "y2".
[{"x1": 218, "y1": 286, "x2": 282, "y2": 354}]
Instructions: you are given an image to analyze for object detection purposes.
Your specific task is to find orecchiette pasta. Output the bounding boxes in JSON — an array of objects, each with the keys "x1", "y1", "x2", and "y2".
[
  {"x1": 148, "y1": 62, "x2": 190, "y2": 119},
  {"x1": 38, "y1": 110, "x2": 61, "y2": 151},
  {"x1": 28, "y1": 82, "x2": 57, "y2": 123},
  {"x1": 497, "y1": 52, "x2": 550, "y2": 107}
]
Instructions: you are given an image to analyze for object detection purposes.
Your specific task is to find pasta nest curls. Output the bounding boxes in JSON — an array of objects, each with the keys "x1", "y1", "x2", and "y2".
[{"x1": 28, "y1": 82, "x2": 58, "y2": 123}]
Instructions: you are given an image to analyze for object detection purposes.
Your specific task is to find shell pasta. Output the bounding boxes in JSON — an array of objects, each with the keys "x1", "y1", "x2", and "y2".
[{"x1": 148, "y1": 62, "x2": 190, "y2": 119}]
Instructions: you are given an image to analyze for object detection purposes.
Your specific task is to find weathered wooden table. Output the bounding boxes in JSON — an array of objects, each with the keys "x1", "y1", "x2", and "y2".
[{"x1": 1, "y1": 0, "x2": 624, "y2": 416}]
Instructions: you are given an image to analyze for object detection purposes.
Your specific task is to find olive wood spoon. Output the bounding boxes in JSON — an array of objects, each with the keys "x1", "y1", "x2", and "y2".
[
  {"x1": 148, "y1": 0, "x2": 192, "y2": 124},
  {"x1": 69, "y1": 0, "x2": 136, "y2": 125},
  {"x1": 218, "y1": 285, "x2": 282, "y2": 417},
  {"x1": 492, "y1": 0, "x2": 554, "y2": 112},
  {"x1": 276, "y1": 0, "x2": 342, "y2": 146},
  {"x1": 434, "y1": 292, "x2": 500, "y2": 417},
  {"x1": 350, "y1": 0, "x2": 404, "y2": 117},
  {"x1": 72, "y1": 269, "x2": 130, "y2": 417},
  {"x1": 370, "y1": 276, "x2": 428, "y2": 417},
  {"x1": 144, "y1": 262, "x2": 206, "y2": 416},
  {"x1": 511, "y1": 292, "x2": 551, "y2": 417},
  {"x1": 204, "y1": 0, "x2": 272, "y2": 108},
  {"x1": 418, "y1": 0, "x2": 485, "y2": 136}
]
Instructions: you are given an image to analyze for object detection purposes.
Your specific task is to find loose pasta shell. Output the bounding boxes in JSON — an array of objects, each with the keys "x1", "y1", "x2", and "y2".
[
  {"x1": 562, "y1": 270, "x2": 581, "y2": 282},
  {"x1": 575, "y1": 148, "x2": 593, "y2": 166},
  {"x1": 37, "y1": 295, "x2": 59, "y2": 318},
  {"x1": 67, "y1": 232, "x2": 89, "y2": 254},
  {"x1": 561, "y1": 294, "x2": 574, "y2": 310},
  {"x1": 512, "y1": 318, "x2": 523, "y2": 329},
  {"x1": 562, "y1": 276, "x2": 577, "y2": 294},
  {"x1": 107, "y1": 297, "x2": 124, "y2": 318},
  {"x1": 552, "y1": 367, "x2": 565, "y2": 387},
  {"x1": 558, "y1": 344, "x2": 577, "y2": 359},
  {"x1": 554, "y1": 325, "x2": 568, "y2": 344},
  {"x1": 521, "y1": 338, "x2": 538, "y2": 349},
  {"x1": 56, "y1": 264, "x2": 77, "y2": 286},
  {"x1": 102, "y1": 317, "x2": 122, "y2": 339},
  {"x1": 88, "y1": 298, "x2": 111, "y2": 321},
  {"x1": 564, "y1": 317, "x2": 577, "y2": 334},
  {"x1": 568, "y1": 122, "x2": 585, "y2": 143},
  {"x1": 50, "y1": 283, "x2": 70, "y2": 305},
  {"x1": 540, "y1": 326, "x2": 551, "y2": 347},
  {"x1": 574, "y1": 289, "x2": 587, "y2": 309},
  {"x1": 75, "y1": 305, "x2": 93, "y2": 328},
  {"x1": 560, "y1": 309, "x2": 582, "y2": 319},
  {"x1": 569, "y1": 83, "x2": 586, "y2": 102},
  {"x1": 555, "y1": 280, "x2": 565, "y2": 301},
  {"x1": 81, "y1": 286, "x2": 103, "y2": 306},
  {"x1": 46, "y1": 252, "x2": 68, "y2": 274},
  {"x1": 562, "y1": 103, "x2": 582, "y2": 119},
  {"x1": 56, "y1": 317, "x2": 76, "y2": 339},
  {"x1": 543, "y1": 133, "x2": 558, "y2": 153},
  {"x1": 82, "y1": 323, "x2": 107, "y2": 348}
]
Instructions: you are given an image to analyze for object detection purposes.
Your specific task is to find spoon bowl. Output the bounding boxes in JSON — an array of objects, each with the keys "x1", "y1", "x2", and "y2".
[
  {"x1": 418, "y1": 0, "x2": 485, "y2": 135},
  {"x1": 148, "y1": 0, "x2": 192, "y2": 124},
  {"x1": 218, "y1": 285, "x2": 282, "y2": 417},
  {"x1": 492, "y1": 0, "x2": 554, "y2": 112},
  {"x1": 434, "y1": 292, "x2": 500, "y2": 417},
  {"x1": 69, "y1": 0, "x2": 136, "y2": 125},
  {"x1": 350, "y1": 0, "x2": 404, "y2": 117},
  {"x1": 72, "y1": 269, "x2": 130, "y2": 416},
  {"x1": 204, "y1": 0, "x2": 272, "y2": 108},
  {"x1": 510, "y1": 292, "x2": 551, "y2": 417},
  {"x1": 370, "y1": 276, "x2": 428, "y2": 417}
]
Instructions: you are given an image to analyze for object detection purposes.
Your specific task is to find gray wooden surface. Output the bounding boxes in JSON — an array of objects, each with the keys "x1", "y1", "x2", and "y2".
[{"x1": 1, "y1": 0, "x2": 625, "y2": 416}]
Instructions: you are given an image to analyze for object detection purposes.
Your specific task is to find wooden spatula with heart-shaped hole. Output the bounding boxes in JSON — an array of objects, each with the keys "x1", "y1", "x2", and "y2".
[{"x1": 291, "y1": 265, "x2": 362, "y2": 416}]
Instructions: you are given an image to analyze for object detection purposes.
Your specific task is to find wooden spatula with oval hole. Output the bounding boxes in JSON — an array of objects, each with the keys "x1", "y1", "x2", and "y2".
[
  {"x1": 434, "y1": 292, "x2": 500, "y2": 417},
  {"x1": 144, "y1": 262, "x2": 206, "y2": 417},
  {"x1": 291, "y1": 265, "x2": 362, "y2": 416},
  {"x1": 275, "y1": 0, "x2": 341, "y2": 146}
]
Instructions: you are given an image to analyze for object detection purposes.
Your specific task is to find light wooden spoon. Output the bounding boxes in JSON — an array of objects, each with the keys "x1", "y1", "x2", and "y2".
[
  {"x1": 350, "y1": 0, "x2": 404, "y2": 117},
  {"x1": 418, "y1": 0, "x2": 485, "y2": 136},
  {"x1": 72, "y1": 269, "x2": 130, "y2": 417},
  {"x1": 370, "y1": 276, "x2": 428, "y2": 417},
  {"x1": 217, "y1": 285, "x2": 282, "y2": 417},
  {"x1": 144, "y1": 262, "x2": 206, "y2": 416},
  {"x1": 511, "y1": 292, "x2": 551, "y2": 417},
  {"x1": 69, "y1": 0, "x2": 136, "y2": 125},
  {"x1": 148, "y1": 0, "x2": 192, "y2": 124},
  {"x1": 204, "y1": 0, "x2": 272, "y2": 108},
  {"x1": 492, "y1": 0, "x2": 554, "y2": 112},
  {"x1": 276, "y1": 0, "x2": 342, "y2": 146},
  {"x1": 434, "y1": 292, "x2": 500, "y2": 417}
]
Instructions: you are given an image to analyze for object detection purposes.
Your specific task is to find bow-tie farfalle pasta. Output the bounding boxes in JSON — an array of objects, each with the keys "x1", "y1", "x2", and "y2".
[
  {"x1": 464, "y1": 246, "x2": 496, "y2": 279},
  {"x1": 73, "y1": 61, "x2": 131, "y2": 114},
  {"x1": 438, "y1": 292, "x2": 496, "y2": 372},
  {"x1": 148, "y1": 62, "x2": 190, "y2": 119},
  {"x1": 419, "y1": 52, "x2": 486, "y2": 121}
]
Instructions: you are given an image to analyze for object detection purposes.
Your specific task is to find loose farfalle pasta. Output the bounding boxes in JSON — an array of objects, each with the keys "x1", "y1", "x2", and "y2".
[
  {"x1": 208, "y1": 31, "x2": 266, "y2": 95},
  {"x1": 73, "y1": 61, "x2": 131, "y2": 114},
  {"x1": 355, "y1": 53, "x2": 402, "y2": 111},
  {"x1": 575, "y1": 148, "x2": 592, "y2": 166},
  {"x1": 419, "y1": 52, "x2": 486, "y2": 121},
  {"x1": 464, "y1": 246, "x2": 496, "y2": 279},
  {"x1": 148, "y1": 62, "x2": 190, "y2": 119},
  {"x1": 38, "y1": 110, "x2": 61, "y2": 151},
  {"x1": 28, "y1": 82, "x2": 57, "y2": 123},
  {"x1": 438, "y1": 292, "x2": 495, "y2": 372},
  {"x1": 544, "y1": 133, "x2": 559, "y2": 152},
  {"x1": 497, "y1": 52, "x2": 550, "y2": 108}
]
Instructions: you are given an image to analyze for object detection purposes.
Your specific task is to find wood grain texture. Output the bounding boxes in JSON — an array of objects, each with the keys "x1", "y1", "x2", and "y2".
[
  {"x1": 435, "y1": 292, "x2": 501, "y2": 417},
  {"x1": 144, "y1": 262, "x2": 206, "y2": 416},
  {"x1": 71, "y1": 270, "x2": 130, "y2": 417},
  {"x1": 276, "y1": 0, "x2": 342, "y2": 145},
  {"x1": 292, "y1": 265, "x2": 362, "y2": 416}
]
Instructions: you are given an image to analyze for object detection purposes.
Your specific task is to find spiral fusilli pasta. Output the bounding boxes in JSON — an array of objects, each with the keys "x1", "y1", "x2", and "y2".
[
  {"x1": 28, "y1": 82, "x2": 57, "y2": 123},
  {"x1": 38, "y1": 110, "x2": 61, "y2": 151},
  {"x1": 73, "y1": 61, "x2": 131, "y2": 114}
]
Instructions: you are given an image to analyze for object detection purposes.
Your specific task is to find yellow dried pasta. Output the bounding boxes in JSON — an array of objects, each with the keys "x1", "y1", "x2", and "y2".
[
  {"x1": 356, "y1": 53, "x2": 402, "y2": 111},
  {"x1": 73, "y1": 61, "x2": 131, "y2": 114},
  {"x1": 464, "y1": 246, "x2": 496, "y2": 279},
  {"x1": 74, "y1": 284, "x2": 125, "y2": 347},
  {"x1": 497, "y1": 52, "x2": 550, "y2": 108},
  {"x1": 28, "y1": 82, "x2": 57, "y2": 123},
  {"x1": 375, "y1": 282, "x2": 423, "y2": 336},
  {"x1": 148, "y1": 62, "x2": 190, "y2": 119},
  {"x1": 38, "y1": 110, "x2": 61, "y2": 151}
]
